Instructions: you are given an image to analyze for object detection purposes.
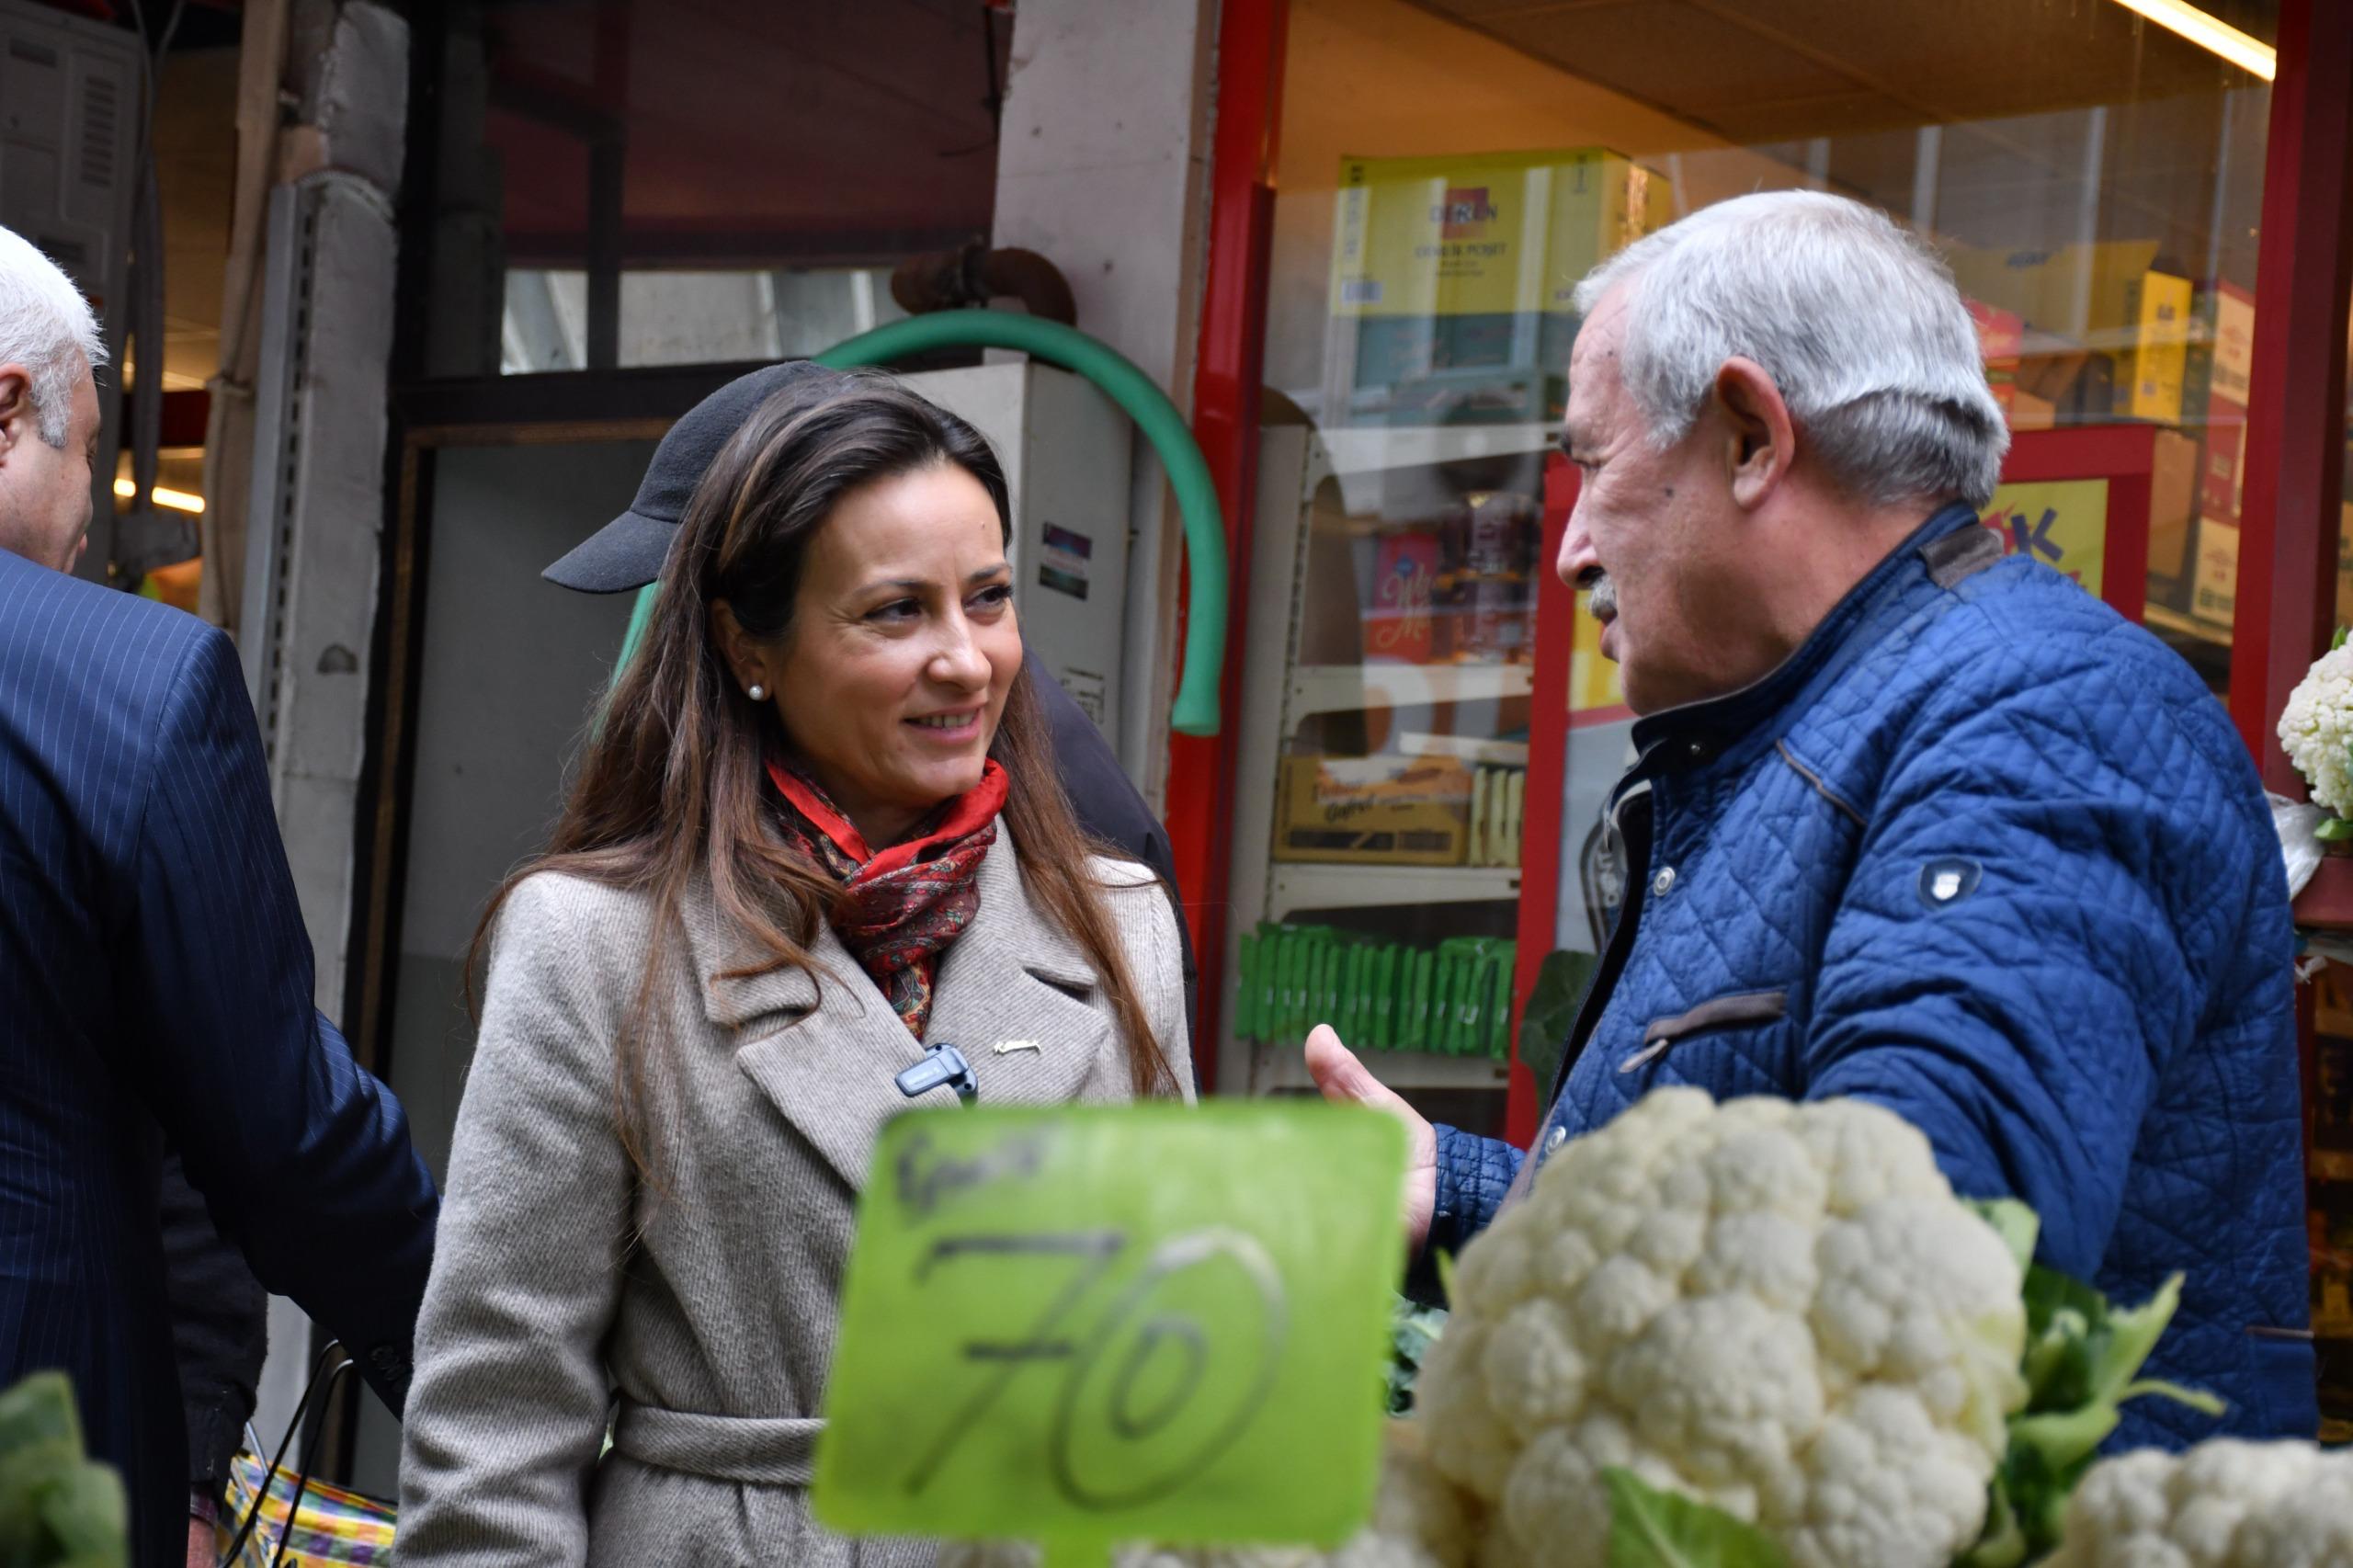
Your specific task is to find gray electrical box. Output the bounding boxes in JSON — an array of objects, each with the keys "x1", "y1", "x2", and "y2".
[
  {"x1": 0, "y1": 0, "x2": 140, "y2": 583},
  {"x1": 900, "y1": 362, "x2": 1133, "y2": 746}
]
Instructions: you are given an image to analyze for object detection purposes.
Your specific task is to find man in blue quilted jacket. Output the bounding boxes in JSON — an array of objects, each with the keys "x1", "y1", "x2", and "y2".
[{"x1": 1309, "y1": 189, "x2": 2313, "y2": 1445}]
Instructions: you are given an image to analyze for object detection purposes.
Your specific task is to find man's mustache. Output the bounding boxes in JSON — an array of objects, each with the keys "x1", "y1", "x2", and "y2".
[{"x1": 1586, "y1": 571, "x2": 1617, "y2": 621}]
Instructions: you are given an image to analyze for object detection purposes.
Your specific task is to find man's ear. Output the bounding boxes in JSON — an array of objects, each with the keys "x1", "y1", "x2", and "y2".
[
  {"x1": 1713, "y1": 357, "x2": 1795, "y2": 511},
  {"x1": 0, "y1": 367, "x2": 32, "y2": 455}
]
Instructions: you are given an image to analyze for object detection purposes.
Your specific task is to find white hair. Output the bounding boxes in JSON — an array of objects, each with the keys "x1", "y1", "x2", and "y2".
[
  {"x1": 1573, "y1": 191, "x2": 2008, "y2": 510},
  {"x1": 0, "y1": 224, "x2": 107, "y2": 449}
]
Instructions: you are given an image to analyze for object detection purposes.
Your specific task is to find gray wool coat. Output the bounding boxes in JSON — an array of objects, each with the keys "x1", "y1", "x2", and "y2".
[{"x1": 394, "y1": 831, "x2": 1193, "y2": 1567}]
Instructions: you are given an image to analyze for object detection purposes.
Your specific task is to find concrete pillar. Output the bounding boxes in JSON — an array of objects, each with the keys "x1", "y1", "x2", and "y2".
[
  {"x1": 990, "y1": 0, "x2": 1219, "y2": 803},
  {"x1": 239, "y1": 0, "x2": 405, "y2": 1017},
  {"x1": 225, "y1": 0, "x2": 411, "y2": 1467}
]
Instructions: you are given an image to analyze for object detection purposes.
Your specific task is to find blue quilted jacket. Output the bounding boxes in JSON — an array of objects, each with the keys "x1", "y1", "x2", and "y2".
[{"x1": 1429, "y1": 504, "x2": 2314, "y2": 1448}]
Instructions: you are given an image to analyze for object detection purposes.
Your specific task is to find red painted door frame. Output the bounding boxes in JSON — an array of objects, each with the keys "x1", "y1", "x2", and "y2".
[
  {"x1": 1167, "y1": 0, "x2": 1289, "y2": 1089},
  {"x1": 2229, "y1": 0, "x2": 2353, "y2": 789},
  {"x1": 1506, "y1": 455, "x2": 1581, "y2": 1145}
]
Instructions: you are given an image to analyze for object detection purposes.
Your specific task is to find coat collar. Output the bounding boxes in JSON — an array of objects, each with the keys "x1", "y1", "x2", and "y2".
[{"x1": 693, "y1": 832, "x2": 1116, "y2": 1194}]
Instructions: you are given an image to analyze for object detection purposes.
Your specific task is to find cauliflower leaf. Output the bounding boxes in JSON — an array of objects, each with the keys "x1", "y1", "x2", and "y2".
[
  {"x1": 1604, "y1": 1469, "x2": 1788, "y2": 1568},
  {"x1": 1956, "y1": 1205, "x2": 2222, "y2": 1568},
  {"x1": 1388, "y1": 1298, "x2": 1450, "y2": 1416}
]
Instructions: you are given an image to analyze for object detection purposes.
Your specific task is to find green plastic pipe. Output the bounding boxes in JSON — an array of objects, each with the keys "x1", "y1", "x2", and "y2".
[{"x1": 610, "y1": 309, "x2": 1227, "y2": 736}]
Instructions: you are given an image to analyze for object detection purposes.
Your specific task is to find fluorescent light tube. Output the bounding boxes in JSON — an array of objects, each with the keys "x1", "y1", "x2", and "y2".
[
  {"x1": 2109, "y1": 0, "x2": 2278, "y2": 81},
  {"x1": 115, "y1": 478, "x2": 206, "y2": 514}
]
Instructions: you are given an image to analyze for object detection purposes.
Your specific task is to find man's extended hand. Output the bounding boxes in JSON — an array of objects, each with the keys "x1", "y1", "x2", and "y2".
[{"x1": 1304, "y1": 1024, "x2": 1437, "y2": 1252}]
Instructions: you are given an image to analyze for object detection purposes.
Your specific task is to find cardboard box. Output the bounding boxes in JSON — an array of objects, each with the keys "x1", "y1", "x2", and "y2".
[
  {"x1": 2014, "y1": 346, "x2": 2089, "y2": 412},
  {"x1": 2337, "y1": 502, "x2": 2353, "y2": 631},
  {"x1": 1946, "y1": 240, "x2": 2160, "y2": 343},
  {"x1": 2212, "y1": 283, "x2": 2256, "y2": 403},
  {"x1": 2148, "y1": 427, "x2": 2199, "y2": 581},
  {"x1": 2192, "y1": 517, "x2": 2241, "y2": 626},
  {"x1": 1274, "y1": 754, "x2": 1472, "y2": 866},
  {"x1": 1324, "y1": 147, "x2": 1672, "y2": 424},
  {"x1": 2007, "y1": 388, "x2": 2058, "y2": 433},
  {"x1": 1967, "y1": 299, "x2": 2024, "y2": 417},
  {"x1": 2204, "y1": 402, "x2": 2248, "y2": 524},
  {"x1": 2124, "y1": 271, "x2": 2195, "y2": 423}
]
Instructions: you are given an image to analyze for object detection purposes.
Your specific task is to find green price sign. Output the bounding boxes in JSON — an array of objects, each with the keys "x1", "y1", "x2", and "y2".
[{"x1": 813, "y1": 1101, "x2": 1408, "y2": 1559}]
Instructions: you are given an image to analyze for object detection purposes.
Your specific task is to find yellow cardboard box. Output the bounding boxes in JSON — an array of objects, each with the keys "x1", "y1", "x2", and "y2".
[
  {"x1": 1330, "y1": 148, "x2": 1666, "y2": 322},
  {"x1": 1273, "y1": 754, "x2": 1472, "y2": 867},
  {"x1": 1324, "y1": 147, "x2": 1671, "y2": 421}
]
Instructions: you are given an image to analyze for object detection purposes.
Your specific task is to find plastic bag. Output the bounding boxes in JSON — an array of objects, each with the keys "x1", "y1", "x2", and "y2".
[
  {"x1": 2274, "y1": 791, "x2": 2329, "y2": 900},
  {"x1": 216, "y1": 1451, "x2": 395, "y2": 1565}
]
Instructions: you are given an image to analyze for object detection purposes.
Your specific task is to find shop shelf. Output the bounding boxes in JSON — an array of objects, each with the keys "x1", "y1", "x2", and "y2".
[
  {"x1": 1267, "y1": 863, "x2": 1519, "y2": 920},
  {"x1": 2143, "y1": 604, "x2": 2234, "y2": 648},
  {"x1": 1249, "y1": 1045, "x2": 1513, "y2": 1096},
  {"x1": 2298, "y1": 856, "x2": 2353, "y2": 932},
  {"x1": 1288, "y1": 661, "x2": 1535, "y2": 719}
]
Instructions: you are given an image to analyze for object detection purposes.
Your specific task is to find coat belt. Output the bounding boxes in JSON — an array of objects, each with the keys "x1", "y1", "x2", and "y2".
[{"x1": 609, "y1": 1399, "x2": 823, "y2": 1486}]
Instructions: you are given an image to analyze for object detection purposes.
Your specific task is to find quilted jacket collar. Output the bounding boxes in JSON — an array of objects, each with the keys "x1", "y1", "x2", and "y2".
[{"x1": 1621, "y1": 501, "x2": 1981, "y2": 778}]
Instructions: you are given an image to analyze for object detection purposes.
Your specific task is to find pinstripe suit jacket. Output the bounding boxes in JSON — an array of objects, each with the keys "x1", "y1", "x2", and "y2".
[{"x1": 0, "y1": 548, "x2": 438, "y2": 1567}]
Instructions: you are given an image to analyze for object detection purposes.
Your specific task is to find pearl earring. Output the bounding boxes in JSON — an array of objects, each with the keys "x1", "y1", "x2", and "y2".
[{"x1": 747, "y1": 683, "x2": 767, "y2": 702}]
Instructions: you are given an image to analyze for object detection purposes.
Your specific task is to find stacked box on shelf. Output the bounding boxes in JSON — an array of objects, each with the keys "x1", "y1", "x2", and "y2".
[
  {"x1": 1274, "y1": 753, "x2": 1476, "y2": 866},
  {"x1": 1236, "y1": 920, "x2": 1517, "y2": 1058},
  {"x1": 1468, "y1": 762, "x2": 1527, "y2": 869}
]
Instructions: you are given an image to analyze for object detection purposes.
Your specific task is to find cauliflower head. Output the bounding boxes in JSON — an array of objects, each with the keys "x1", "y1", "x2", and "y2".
[
  {"x1": 2279, "y1": 642, "x2": 2353, "y2": 817},
  {"x1": 2045, "y1": 1438, "x2": 2353, "y2": 1568},
  {"x1": 1417, "y1": 1088, "x2": 2027, "y2": 1568}
]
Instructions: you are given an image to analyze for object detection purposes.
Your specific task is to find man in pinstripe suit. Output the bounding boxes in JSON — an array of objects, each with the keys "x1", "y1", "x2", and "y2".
[{"x1": 0, "y1": 227, "x2": 438, "y2": 1565}]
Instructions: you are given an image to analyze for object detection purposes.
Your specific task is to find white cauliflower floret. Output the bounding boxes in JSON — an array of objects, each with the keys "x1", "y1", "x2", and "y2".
[
  {"x1": 2047, "y1": 1437, "x2": 2353, "y2": 1568},
  {"x1": 2279, "y1": 642, "x2": 2353, "y2": 817},
  {"x1": 1421, "y1": 1087, "x2": 2027, "y2": 1568},
  {"x1": 1783, "y1": 1385, "x2": 1995, "y2": 1568}
]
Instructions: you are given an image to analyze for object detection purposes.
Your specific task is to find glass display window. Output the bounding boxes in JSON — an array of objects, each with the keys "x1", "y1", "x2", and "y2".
[{"x1": 1223, "y1": 0, "x2": 2279, "y2": 1137}]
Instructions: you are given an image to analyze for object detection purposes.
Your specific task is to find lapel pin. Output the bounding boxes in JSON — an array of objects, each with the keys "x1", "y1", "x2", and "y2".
[{"x1": 992, "y1": 1040, "x2": 1042, "y2": 1056}]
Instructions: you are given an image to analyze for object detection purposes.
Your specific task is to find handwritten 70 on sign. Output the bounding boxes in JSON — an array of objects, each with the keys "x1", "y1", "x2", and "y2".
[{"x1": 813, "y1": 1104, "x2": 1409, "y2": 1559}]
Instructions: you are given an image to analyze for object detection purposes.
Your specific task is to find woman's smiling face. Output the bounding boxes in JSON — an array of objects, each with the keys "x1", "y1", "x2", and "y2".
[{"x1": 740, "y1": 461, "x2": 1019, "y2": 846}]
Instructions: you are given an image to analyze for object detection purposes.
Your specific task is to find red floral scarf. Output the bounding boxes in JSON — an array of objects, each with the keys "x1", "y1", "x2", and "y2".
[{"x1": 767, "y1": 757, "x2": 1010, "y2": 1039}]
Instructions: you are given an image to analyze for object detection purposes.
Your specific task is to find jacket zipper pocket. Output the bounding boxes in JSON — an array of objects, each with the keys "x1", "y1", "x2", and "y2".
[{"x1": 1620, "y1": 989, "x2": 1790, "y2": 1074}]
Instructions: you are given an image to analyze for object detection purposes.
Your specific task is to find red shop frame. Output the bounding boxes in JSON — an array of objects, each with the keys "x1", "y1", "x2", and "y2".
[
  {"x1": 1168, "y1": 0, "x2": 1288, "y2": 1089},
  {"x1": 1506, "y1": 454, "x2": 1582, "y2": 1143},
  {"x1": 1995, "y1": 425, "x2": 2156, "y2": 626},
  {"x1": 2231, "y1": 0, "x2": 2353, "y2": 792}
]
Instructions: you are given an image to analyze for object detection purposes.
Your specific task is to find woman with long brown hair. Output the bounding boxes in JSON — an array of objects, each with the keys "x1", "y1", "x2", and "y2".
[{"x1": 393, "y1": 369, "x2": 1189, "y2": 1566}]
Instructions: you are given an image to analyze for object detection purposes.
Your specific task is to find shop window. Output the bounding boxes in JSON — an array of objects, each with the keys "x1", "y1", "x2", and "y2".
[
  {"x1": 407, "y1": 0, "x2": 1006, "y2": 381},
  {"x1": 497, "y1": 266, "x2": 908, "y2": 372},
  {"x1": 1224, "y1": 0, "x2": 2277, "y2": 1132}
]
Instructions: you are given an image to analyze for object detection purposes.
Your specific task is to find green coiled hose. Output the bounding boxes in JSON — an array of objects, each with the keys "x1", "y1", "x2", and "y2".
[{"x1": 611, "y1": 309, "x2": 1227, "y2": 736}]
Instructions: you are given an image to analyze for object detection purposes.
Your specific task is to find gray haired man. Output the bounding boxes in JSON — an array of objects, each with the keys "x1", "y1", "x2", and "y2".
[
  {"x1": 0, "y1": 223, "x2": 103, "y2": 572},
  {"x1": 1311, "y1": 191, "x2": 2312, "y2": 1447}
]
